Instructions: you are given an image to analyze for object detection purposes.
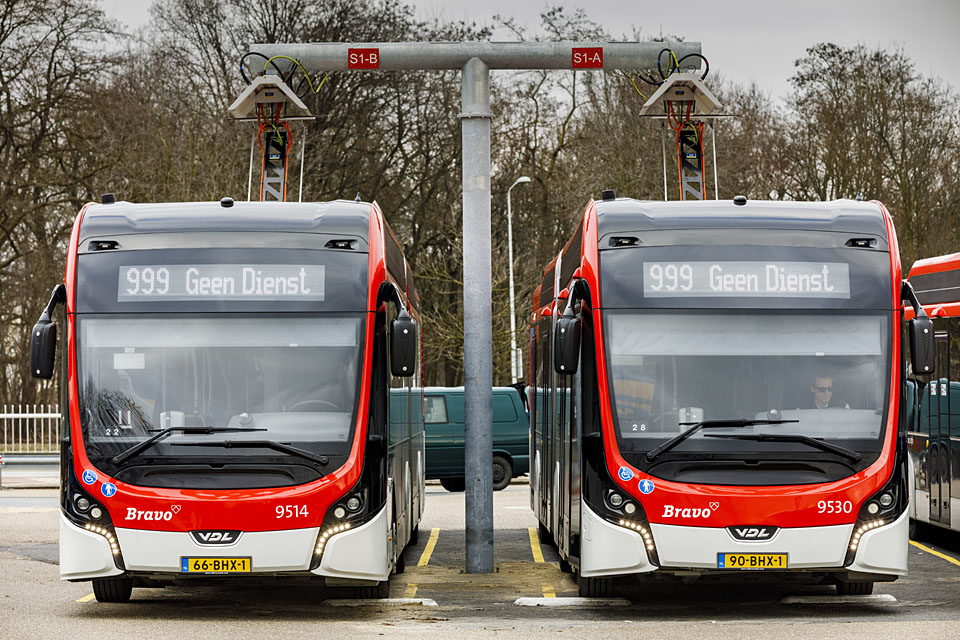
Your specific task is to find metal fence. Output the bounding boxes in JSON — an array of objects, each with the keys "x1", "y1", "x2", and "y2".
[{"x1": 0, "y1": 405, "x2": 61, "y2": 453}]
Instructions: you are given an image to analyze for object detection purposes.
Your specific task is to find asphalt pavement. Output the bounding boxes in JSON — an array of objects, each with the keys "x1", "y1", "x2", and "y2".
[{"x1": 2, "y1": 478, "x2": 960, "y2": 638}]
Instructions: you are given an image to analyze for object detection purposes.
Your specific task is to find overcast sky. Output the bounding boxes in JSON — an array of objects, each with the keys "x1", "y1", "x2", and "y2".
[{"x1": 102, "y1": 0, "x2": 960, "y2": 102}]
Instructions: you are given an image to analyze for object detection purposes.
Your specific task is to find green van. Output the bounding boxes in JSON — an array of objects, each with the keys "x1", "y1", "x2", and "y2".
[{"x1": 424, "y1": 386, "x2": 530, "y2": 491}]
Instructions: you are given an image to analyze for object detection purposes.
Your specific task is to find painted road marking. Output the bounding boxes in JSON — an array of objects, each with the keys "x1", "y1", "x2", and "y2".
[
  {"x1": 528, "y1": 527, "x2": 544, "y2": 563},
  {"x1": 417, "y1": 528, "x2": 440, "y2": 567},
  {"x1": 782, "y1": 594, "x2": 896, "y2": 605},
  {"x1": 514, "y1": 597, "x2": 631, "y2": 607},
  {"x1": 911, "y1": 540, "x2": 960, "y2": 568},
  {"x1": 76, "y1": 593, "x2": 96, "y2": 603},
  {"x1": 324, "y1": 598, "x2": 438, "y2": 607},
  {"x1": 542, "y1": 584, "x2": 556, "y2": 598},
  {"x1": 404, "y1": 583, "x2": 418, "y2": 598}
]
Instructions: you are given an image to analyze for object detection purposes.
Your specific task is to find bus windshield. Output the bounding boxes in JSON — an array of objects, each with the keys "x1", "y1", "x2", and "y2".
[
  {"x1": 78, "y1": 315, "x2": 363, "y2": 464},
  {"x1": 604, "y1": 312, "x2": 890, "y2": 459}
]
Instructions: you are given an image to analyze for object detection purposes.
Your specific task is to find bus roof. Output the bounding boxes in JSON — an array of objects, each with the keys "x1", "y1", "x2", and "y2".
[
  {"x1": 78, "y1": 199, "x2": 373, "y2": 246},
  {"x1": 907, "y1": 252, "x2": 960, "y2": 317},
  {"x1": 594, "y1": 198, "x2": 889, "y2": 241}
]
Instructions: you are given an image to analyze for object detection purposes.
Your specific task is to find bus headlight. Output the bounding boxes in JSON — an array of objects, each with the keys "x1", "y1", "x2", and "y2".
[
  {"x1": 866, "y1": 502, "x2": 880, "y2": 515},
  {"x1": 608, "y1": 493, "x2": 624, "y2": 508},
  {"x1": 75, "y1": 496, "x2": 91, "y2": 512},
  {"x1": 314, "y1": 523, "x2": 352, "y2": 556},
  {"x1": 623, "y1": 502, "x2": 637, "y2": 515},
  {"x1": 878, "y1": 492, "x2": 894, "y2": 508}
]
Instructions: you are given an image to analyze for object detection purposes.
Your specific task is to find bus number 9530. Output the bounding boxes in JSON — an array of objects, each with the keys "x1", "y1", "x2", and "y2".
[{"x1": 817, "y1": 500, "x2": 853, "y2": 514}]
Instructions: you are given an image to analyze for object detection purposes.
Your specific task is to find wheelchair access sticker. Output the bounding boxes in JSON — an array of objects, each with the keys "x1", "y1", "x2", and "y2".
[
  {"x1": 638, "y1": 479, "x2": 655, "y2": 494},
  {"x1": 618, "y1": 466, "x2": 634, "y2": 482},
  {"x1": 81, "y1": 470, "x2": 97, "y2": 485}
]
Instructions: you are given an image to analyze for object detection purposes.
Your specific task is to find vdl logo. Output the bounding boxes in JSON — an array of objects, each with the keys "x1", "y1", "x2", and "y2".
[{"x1": 190, "y1": 530, "x2": 242, "y2": 546}]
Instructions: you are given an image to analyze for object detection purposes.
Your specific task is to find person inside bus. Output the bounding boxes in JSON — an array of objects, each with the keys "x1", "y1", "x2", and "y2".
[{"x1": 809, "y1": 375, "x2": 849, "y2": 409}]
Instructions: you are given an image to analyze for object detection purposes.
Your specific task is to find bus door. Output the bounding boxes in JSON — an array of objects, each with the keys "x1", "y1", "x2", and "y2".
[
  {"x1": 928, "y1": 332, "x2": 952, "y2": 526},
  {"x1": 556, "y1": 369, "x2": 572, "y2": 558}
]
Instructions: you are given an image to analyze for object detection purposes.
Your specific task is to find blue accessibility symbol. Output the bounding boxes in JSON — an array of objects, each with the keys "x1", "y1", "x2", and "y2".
[
  {"x1": 81, "y1": 470, "x2": 97, "y2": 485},
  {"x1": 618, "y1": 466, "x2": 634, "y2": 482},
  {"x1": 638, "y1": 479, "x2": 656, "y2": 494},
  {"x1": 100, "y1": 482, "x2": 117, "y2": 498}
]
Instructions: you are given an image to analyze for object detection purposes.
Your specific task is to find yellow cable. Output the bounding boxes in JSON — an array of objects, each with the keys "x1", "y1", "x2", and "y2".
[
  {"x1": 263, "y1": 55, "x2": 329, "y2": 94},
  {"x1": 622, "y1": 71, "x2": 648, "y2": 99}
]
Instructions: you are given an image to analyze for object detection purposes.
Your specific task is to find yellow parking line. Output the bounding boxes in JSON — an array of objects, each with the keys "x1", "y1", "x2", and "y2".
[
  {"x1": 417, "y1": 528, "x2": 440, "y2": 567},
  {"x1": 76, "y1": 593, "x2": 96, "y2": 603},
  {"x1": 542, "y1": 584, "x2": 556, "y2": 598},
  {"x1": 528, "y1": 527, "x2": 544, "y2": 563},
  {"x1": 910, "y1": 540, "x2": 960, "y2": 568},
  {"x1": 404, "y1": 583, "x2": 418, "y2": 598}
]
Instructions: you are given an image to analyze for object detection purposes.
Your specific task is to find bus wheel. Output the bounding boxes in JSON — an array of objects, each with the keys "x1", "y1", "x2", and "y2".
[
  {"x1": 492, "y1": 456, "x2": 512, "y2": 491},
  {"x1": 410, "y1": 524, "x2": 420, "y2": 546},
  {"x1": 356, "y1": 580, "x2": 390, "y2": 599},
  {"x1": 836, "y1": 581, "x2": 874, "y2": 596},
  {"x1": 440, "y1": 478, "x2": 465, "y2": 492},
  {"x1": 559, "y1": 557, "x2": 573, "y2": 574},
  {"x1": 577, "y1": 575, "x2": 613, "y2": 597},
  {"x1": 909, "y1": 518, "x2": 919, "y2": 540},
  {"x1": 395, "y1": 548, "x2": 406, "y2": 574},
  {"x1": 538, "y1": 521, "x2": 553, "y2": 545},
  {"x1": 92, "y1": 576, "x2": 133, "y2": 603}
]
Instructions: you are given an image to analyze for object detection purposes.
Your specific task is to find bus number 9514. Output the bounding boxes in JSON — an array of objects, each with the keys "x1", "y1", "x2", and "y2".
[
  {"x1": 276, "y1": 505, "x2": 308, "y2": 518},
  {"x1": 817, "y1": 500, "x2": 853, "y2": 514}
]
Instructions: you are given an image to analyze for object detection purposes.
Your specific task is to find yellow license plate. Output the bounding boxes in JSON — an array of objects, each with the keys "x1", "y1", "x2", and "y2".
[
  {"x1": 717, "y1": 553, "x2": 788, "y2": 570},
  {"x1": 180, "y1": 557, "x2": 251, "y2": 573}
]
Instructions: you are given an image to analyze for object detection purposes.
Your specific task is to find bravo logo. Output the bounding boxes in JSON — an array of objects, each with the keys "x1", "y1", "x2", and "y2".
[
  {"x1": 662, "y1": 505, "x2": 713, "y2": 519},
  {"x1": 125, "y1": 507, "x2": 176, "y2": 521}
]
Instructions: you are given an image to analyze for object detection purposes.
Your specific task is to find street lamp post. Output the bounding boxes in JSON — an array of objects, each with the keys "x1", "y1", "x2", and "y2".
[{"x1": 506, "y1": 176, "x2": 530, "y2": 384}]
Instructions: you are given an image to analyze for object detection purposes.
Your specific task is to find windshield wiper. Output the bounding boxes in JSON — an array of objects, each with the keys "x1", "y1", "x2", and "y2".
[
  {"x1": 644, "y1": 419, "x2": 798, "y2": 463},
  {"x1": 703, "y1": 432, "x2": 863, "y2": 463},
  {"x1": 171, "y1": 440, "x2": 329, "y2": 466},
  {"x1": 111, "y1": 427, "x2": 267, "y2": 465}
]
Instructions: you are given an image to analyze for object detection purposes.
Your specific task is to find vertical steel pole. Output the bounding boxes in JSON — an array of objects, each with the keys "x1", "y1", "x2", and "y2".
[
  {"x1": 506, "y1": 185, "x2": 517, "y2": 384},
  {"x1": 460, "y1": 57, "x2": 494, "y2": 573}
]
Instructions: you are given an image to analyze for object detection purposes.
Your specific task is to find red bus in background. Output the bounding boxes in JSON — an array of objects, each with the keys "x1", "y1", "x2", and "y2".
[
  {"x1": 31, "y1": 197, "x2": 424, "y2": 602},
  {"x1": 529, "y1": 193, "x2": 934, "y2": 596},
  {"x1": 904, "y1": 252, "x2": 960, "y2": 536}
]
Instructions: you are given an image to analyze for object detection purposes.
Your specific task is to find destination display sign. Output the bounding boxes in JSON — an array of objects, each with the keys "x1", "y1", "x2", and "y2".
[
  {"x1": 117, "y1": 264, "x2": 325, "y2": 301},
  {"x1": 642, "y1": 261, "x2": 850, "y2": 298}
]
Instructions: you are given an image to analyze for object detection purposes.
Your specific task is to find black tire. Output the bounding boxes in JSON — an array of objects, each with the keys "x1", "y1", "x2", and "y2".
[
  {"x1": 578, "y1": 575, "x2": 613, "y2": 597},
  {"x1": 92, "y1": 577, "x2": 133, "y2": 603},
  {"x1": 538, "y1": 520, "x2": 553, "y2": 545},
  {"x1": 395, "y1": 547, "x2": 406, "y2": 574},
  {"x1": 440, "y1": 478, "x2": 465, "y2": 492},
  {"x1": 410, "y1": 524, "x2": 420, "y2": 546},
  {"x1": 356, "y1": 580, "x2": 390, "y2": 599},
  {"x1": 492, "y1": 455, "x2": 513, "y2": 491},
  {"x1": 909, "y1": 518, "x2": 918, "y2": 540},
  {"x1": 836, "y1": 581, "x2": 874, "y2": 596},
  {"x1": 559, "y1": 557, "x2": 573, "y2": 574}
]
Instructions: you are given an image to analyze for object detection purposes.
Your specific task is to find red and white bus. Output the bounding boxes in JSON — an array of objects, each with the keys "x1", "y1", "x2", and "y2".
[
  {"x1": 31, "y1": 197, "x2": 424, "y2": 602},
  {"x1": 904, "y1": 252, "x2": 960, "y2": 535},
  {"x1": 529, "y1": 193, "x2": 934, "y2": 596}
]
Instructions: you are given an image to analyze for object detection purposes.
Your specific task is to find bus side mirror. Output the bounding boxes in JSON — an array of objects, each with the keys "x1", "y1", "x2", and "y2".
[
  {"x1": 30, "y1": 319, "x2": 57, "y2": 379},
  {"x1": 553, "y1": 307, "x2": 581, "y2": 375},
  {"x1": 30, "y1": 284, "x2": 66, "y2": 380},
  {"x1": 909, "y1": 316, "x2": 935, "y2": 375},
  {"x1": 390, "y1": 310, "x2": 417, "y2": 377}
]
